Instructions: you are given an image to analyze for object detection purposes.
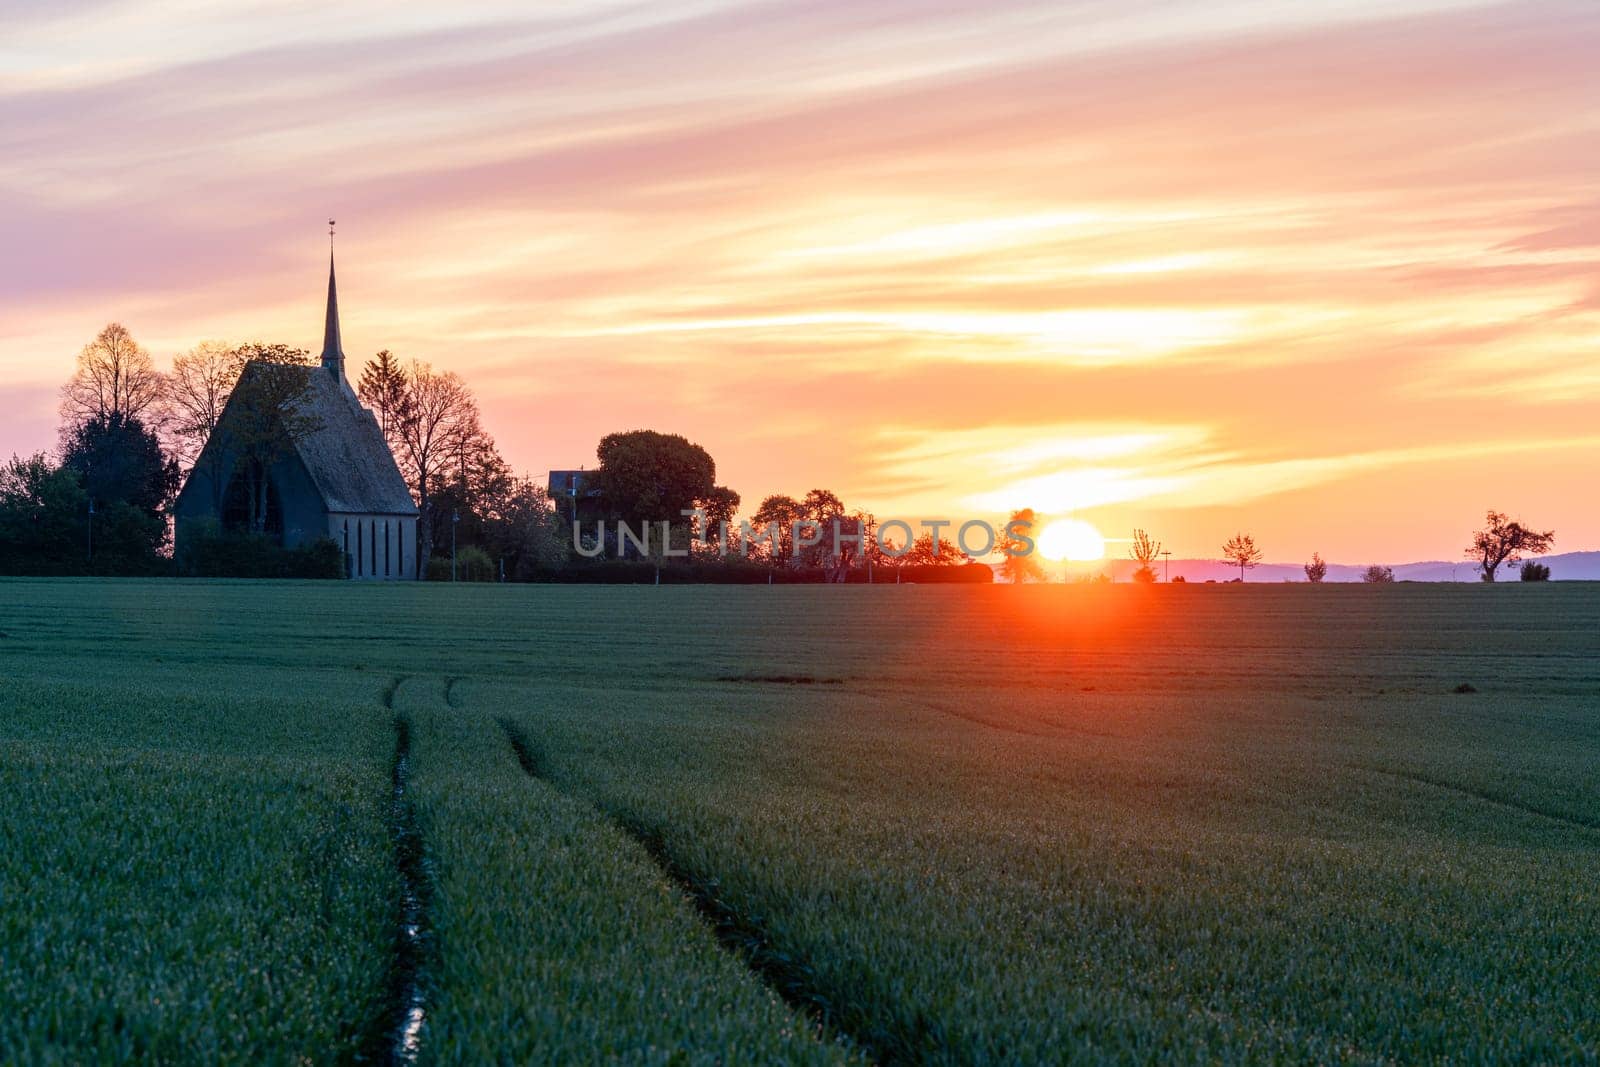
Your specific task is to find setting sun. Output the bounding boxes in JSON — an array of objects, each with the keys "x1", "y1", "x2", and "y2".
[{"x1": 1036, "y1": 519, "x2": 1106, "y2": 562}]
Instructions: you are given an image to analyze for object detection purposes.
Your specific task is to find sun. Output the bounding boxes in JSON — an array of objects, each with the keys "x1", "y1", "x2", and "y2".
[{"x1": 1036, "y1": 519, "x2": 1106, "y2": 562}]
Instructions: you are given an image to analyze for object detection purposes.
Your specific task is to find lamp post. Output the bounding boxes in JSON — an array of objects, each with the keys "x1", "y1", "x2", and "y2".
[
  {"x1": 87, "y1": 498, "x2": 95, "y2": 566},
  {"x1": 1160, "y1": 550, "x2": 1171, "y2": 582},
  {"x1": 451, "y1": 509, "x2": 459, "y2": 581}
]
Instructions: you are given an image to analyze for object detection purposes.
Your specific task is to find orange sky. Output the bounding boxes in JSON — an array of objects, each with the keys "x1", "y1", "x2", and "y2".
[{"x1": 3, "y1": 1, "x2": 1597, "y2": 563}]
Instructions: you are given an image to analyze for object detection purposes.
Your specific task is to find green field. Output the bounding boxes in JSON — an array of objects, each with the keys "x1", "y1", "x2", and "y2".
[{"x1": 1, "y1": 579, "x2": 1597, "y2": 1063}]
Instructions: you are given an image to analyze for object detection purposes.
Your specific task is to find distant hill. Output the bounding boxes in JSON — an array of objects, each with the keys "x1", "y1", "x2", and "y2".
[{"x1": 1085, "y1": 550, "x2": 1600, "y2": 583}]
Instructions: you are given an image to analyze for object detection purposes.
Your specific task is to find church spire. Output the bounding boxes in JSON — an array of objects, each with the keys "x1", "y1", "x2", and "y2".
[{"x1": 321, "y1": 218, "x2": 344, "y2": 381}]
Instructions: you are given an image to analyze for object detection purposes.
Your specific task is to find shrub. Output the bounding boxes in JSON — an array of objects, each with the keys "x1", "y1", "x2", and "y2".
[
  {"x1": 1304, "y1": 553, "x2": 1327, "y2": 583},
  {"x1": 1362, "y1": 565, "x2": 1395, "y2": 584},
  {"x1": 181, "y1": 527, "x2": 342, "y2": 578},
  {"x1": 1520, "y1": 561, "x2": 1551, "y2": 582},
  {"x1": 1171, "y1": 575, "x2": 1186, "y2": 583},
  {"x1": 426, "y1": 545, "x2": 497, "y2": 581}
]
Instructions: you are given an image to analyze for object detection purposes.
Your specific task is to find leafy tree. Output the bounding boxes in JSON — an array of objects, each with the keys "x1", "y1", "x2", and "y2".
[
  {"x1": 59, "y1": 323, "x2": 167, "y2": 429},
  {"x1": 1222, "y1": 532, "x2": 1262, "y2": 582},
  {"x1": 902, "y1": 532, "x2": 971, "y2": 566},
  {"x1": 481, "y1": 478, "x2": 570, "y2": 578},
  {"x1": 1468, "y1": 510, "x2": 1554, "y2": 582},
  {"x1": 699, "y1": 485, "x2": 741, "y2": 545},
  {"x1": 1520, "y1": 561, "x2": 1551, "y2": 582},
  {"x1": 751, "y1": 494, "x2": 804, "y2": 561},
  {"x1": 998, "y1": 508, "x2": 1045, "y2": 584},
  {"x1": 594, "y1": 430, "x2": 714, "y2": 526},
  {"x1": 0, "y1": 453, "x2": 164, "y2": 575},
  {"x1": 1304, "y1": 553, "x2": 1327, "y2": 583},
  {"x1": 1129, "y1": 528, "x2": 1161, "y2": 583},
  {"x1": 1362, "y1": 565, "x2": 1395, "y2": 583},
  {"x1": 224, "y1": 345, "x2": 320, "y2": 534},
  {"x1": 59, "y1": 412, "x2": 180, "y2": 520}
]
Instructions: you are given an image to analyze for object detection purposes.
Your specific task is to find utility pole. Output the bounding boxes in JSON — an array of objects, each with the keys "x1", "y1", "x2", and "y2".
[
  {"x1": 1160, "y1": 550, "x2": 1171, "y2": 582},
  {"x1": 451, "y1": 509, "x2": 459, "y2": 581},
  {"x1": 87, "y1": 498, "x2": 95, "y2": 566}
]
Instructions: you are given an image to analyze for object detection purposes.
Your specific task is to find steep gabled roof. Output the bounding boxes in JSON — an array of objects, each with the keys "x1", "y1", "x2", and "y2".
[{"x1": 291, "y1": 366, "x2": 417, "y2": 515}]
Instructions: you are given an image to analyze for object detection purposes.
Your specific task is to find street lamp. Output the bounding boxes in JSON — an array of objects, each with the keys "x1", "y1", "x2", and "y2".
[
  {"x1": 451, "y1": 509, "x2": 460, "y2": 581},
  {"x1": 87, "y1": 498, "x2": 95, "y2": 566}
]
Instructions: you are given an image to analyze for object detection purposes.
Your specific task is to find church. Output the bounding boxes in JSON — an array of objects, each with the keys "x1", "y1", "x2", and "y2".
[{"x1": 173, "y1": 252, "x2": 420, "y2": 579}]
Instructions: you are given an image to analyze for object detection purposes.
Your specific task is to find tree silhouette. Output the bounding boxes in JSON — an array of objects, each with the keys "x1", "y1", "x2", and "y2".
[
  {"x1": 1362, "y1": 565, "x2": 1395, "y2": 583},
  {"x1": 1221, "y1": 533, "x2": 1262, "y2": 581},
  {"x1": 60, "y1": 323, "x2": 167, "y2": 429},
  {"x1": 1304, "y1": 553, "x2": 1327, "y2": 583},
  {"x1": 998, "y1": 509, "x2": 1045, "y2": 583},
  {"x1": 1467, "y1": 510, "x2": 1554, "y2": 582},
  {"x1": 1129, "y1": 528, "x2": 1161, "y2": 583}
]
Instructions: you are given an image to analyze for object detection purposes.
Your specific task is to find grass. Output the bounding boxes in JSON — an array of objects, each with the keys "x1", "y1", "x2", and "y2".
[{"x1": 1, "y1": 578, "x2": 1597, "y2": 1062}]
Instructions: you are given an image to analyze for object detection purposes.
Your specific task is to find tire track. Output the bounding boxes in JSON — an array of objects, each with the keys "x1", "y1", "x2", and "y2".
[
  {"x1": 495, "y1": 718, "x2": 899, "y2": 1064},
  {"x1": 1357, "y1": 765, "x2": 1600, "y2": 833},
  {"x1": 379, "y1": 715, "x2": 432, "y2": 1066}
]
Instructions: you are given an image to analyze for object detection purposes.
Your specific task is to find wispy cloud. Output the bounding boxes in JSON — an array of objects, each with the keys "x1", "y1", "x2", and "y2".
[{"x1": 1, "y1": 0, "x2": 1597, "y2": 559}]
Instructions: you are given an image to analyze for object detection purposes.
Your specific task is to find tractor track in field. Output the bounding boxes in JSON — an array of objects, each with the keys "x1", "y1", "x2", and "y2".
[
  {"x1": 495, "y1": 717, "x2": 903, "y2": 1065},
  {"x1": 1359, "y1": 765, "x2": 1600, "y2": 832},
  {"x1": 443, "y1": 677, "x2": 463, "y2": 709},
  {"x1": 381, "y1": 675, "x2": 410, "y2": 710},
  {"x1": 374, "y1": 714, "x2": 433, "y2": 1066}
]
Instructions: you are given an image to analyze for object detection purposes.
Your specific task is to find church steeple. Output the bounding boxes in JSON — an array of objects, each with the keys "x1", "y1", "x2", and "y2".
[{"x1": 321, "y1": 219, "x2": 344, "y2": 381}]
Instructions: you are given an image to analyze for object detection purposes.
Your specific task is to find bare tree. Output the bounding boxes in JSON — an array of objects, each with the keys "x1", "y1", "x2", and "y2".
[
  {"x1": 393, "y1": 361, "x2": 479, "y2": 572},
  {"x1": 1304, "y1": 553, "x2": 1327, "y2": 583},
  {"x1": 1221, "y1": 533, "x2": 1262, "y2": 582},
  {"x1": 1129, "y1": 528, "x2": 1161, "y2": 583},
  {"x1": 166, "y1": 341, "x2": 240, "y2": 468},
  {"x1": 1362, "y1": 565, "x2": 1395, "y2": 583},
  {"x1": 60, "y1": 323, "x2": 167, "y2": 429},
  {"x1": 1468, "y1": 510, "x2": 1554, "y2": 582}
]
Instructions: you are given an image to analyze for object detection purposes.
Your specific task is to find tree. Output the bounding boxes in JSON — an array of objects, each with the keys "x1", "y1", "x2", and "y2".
[
  {"x1": 59, "y1": 412, "x2": 180, "y2": 520},
  {"x1": 1362, "y1": 565, "x2": 1395, "y2": 583},
  {"x1": 0, "y1": 452, "x2": 166, "y2": 575},
  {"x1": 225, "y1": 345, "x2": 320, "y2": 534},
  {"x1": 751, "y1": 494, "x2": 804, "y2": 562},
  {"x1": 392, "y1": 362, "x2": 479, "y2": 571},
  {"x1": 998, "y1": 508, "x2": 1046, "y2": 584},
  {"x1": 1304, "y1": 553, "x2": 1327, "y2": 583},
  {"x1": 903, "y1": 532, "x2": 971, "y2": 566},
  {"x1": 1129, "y1": 528, "x2": 1161, "y2": 583},
  {"x1": 1221, "y1": 533, "x2": 1262, "y2": 581},
  {"x1": 594, "y1": 430, "x2": 715, "y2": 526},
  {"x1": 358, "y1": 350, "x2": 411, "y2": 443},
  {"x1": 699, "y1": 485, "x2": 741, "y2": 545},
  {"x1": 166, "y1": 341, "x2": 240, "y2": 469},
  {"x1": 1467, "y1": 510, "x2": 1554, "y2": 582},
  {"x1": 1520, "y1": 561, "x2": 1551, "y2": 582},
  {"x1": 59, "y1": 323, "x2": 167, "y2": 429},
  {"x1": 481, "y1": 477, "x2": 569, "y2": 578}
]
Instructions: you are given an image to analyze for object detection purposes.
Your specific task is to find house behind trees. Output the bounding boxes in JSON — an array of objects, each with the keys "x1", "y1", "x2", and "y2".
[{"x1": 173, "y1": 252, "x2": 418, "y2": 579}]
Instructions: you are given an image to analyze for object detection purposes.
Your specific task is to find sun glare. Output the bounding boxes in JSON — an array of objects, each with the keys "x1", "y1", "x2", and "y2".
[{"x1": 1036, "y1": 519, "x2": 1106, "y2": 562}]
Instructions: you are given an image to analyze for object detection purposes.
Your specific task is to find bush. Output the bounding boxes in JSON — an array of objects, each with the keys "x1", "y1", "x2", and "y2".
[
  {"x1": 1520, "y1": 561, "x2": 1551, "y2": 582},
  {"x1": 426, "y1": 545, "x2": 497, "y2": 581},
  {"x1": 180, "y1": 527, "x2": 342, "y2": 578},
  {"x1": 1362, "y1": 565, "x2": 1395, "y2": 584}
]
